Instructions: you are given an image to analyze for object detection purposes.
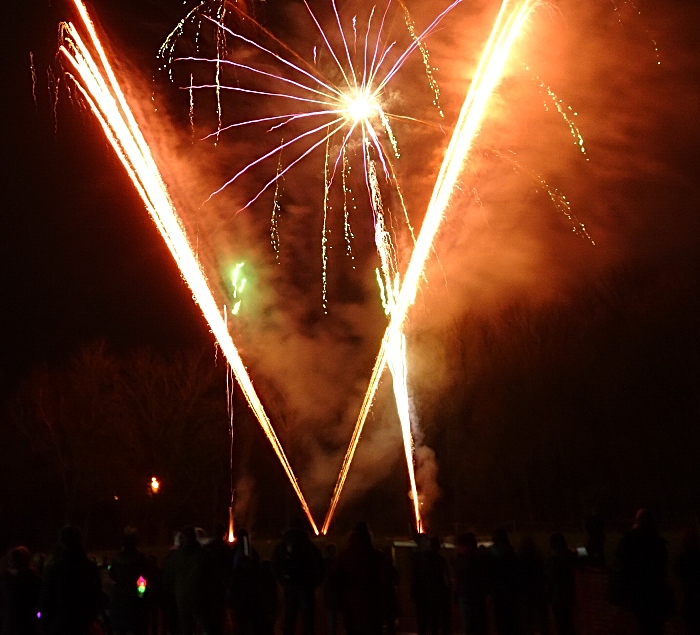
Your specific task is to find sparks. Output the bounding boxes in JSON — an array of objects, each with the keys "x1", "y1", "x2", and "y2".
[
  {"x1": 231, "y1": 261, "x2": 247, "y2": 315},
  {"x1": 376, "y1": 270, "x2": 421, "y2": 530},
  {"x1": 59, "y1": 0, "x2": 319, "y2": 534},
  {"x1": 227, "y1": 505, "x2": 236, "y2": 543}
]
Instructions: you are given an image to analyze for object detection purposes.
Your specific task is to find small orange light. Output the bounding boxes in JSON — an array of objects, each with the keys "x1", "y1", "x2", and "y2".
[
  {"x1": 227, "y1": 506, "x2": 235, "y2": 543},
  {"x1": 150, "y1": 477, "x2": 160, "y2": 494}
]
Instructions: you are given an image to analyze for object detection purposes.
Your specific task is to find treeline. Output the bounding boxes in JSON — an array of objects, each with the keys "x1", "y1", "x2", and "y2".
[
  {"x1": 414, "y1": 264, "x2": 700, "y2": 531},
  {"x1": 0, "y1": 344, "x2": 233, "y2": 549}
]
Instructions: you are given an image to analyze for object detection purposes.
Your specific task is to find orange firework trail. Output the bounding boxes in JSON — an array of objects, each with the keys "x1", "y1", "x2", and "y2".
[
  {"x1": 322, "y1": 0, "x2": 538, "y2": 534},
  {"x1": 58, "y1": 0, "x2": 319, "y2": 534}
]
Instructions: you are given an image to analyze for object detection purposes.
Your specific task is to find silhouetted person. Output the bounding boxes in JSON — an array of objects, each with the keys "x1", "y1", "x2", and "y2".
[
  {"x1": 161, "y1": 531, "x2": 181, "y2": 635},
  {"x1": 110, "y1": 527, "x2": 150, "y2": 635},
  {"x1": 334, "y1": 522, "x2": 391, "y2": 635},
  {"x1": 94, "y1": 555, "x2": 112, "y2": 634},
  {"x1": 489, "y1": 528, "x2": 520, "y2": 635},
  {"x1": 615, "y1": 509, "x2": 674, "y2": 635},
  {"x1": 321, "y1": 544, "x2": 339, "y2": 635},
  {"x1": 0, "y1": 546, "x2": 41, "y2": 635},
  {"x1": 144, "y1": 554, "x2": 162, "y2": 635},
  {"x1": 411, "y1": 534, "x2": 431, "y2": 635},
  {"x1": 519, "y1": 535, "x2": 549, "y2": 635},
  {"x1": 454, "y1": 533, "x2": 488, "y2": 635},
  {"x1": 382, "y1": 545, "x2": 400, "y2": 635},
  {"x1": 229, "y1": 529, "x2": 260, "y2": 635},
  {"x1": 584, "y1": 508, "x2": 606, "y2": 568},
  {"x1": 168, "y1": 527, "x2": 217, "y2": 635},
  {"x1": 411, "y1": 534, "x2": 452, "y2": 635},
  {"x1": 205, "y1": 525, "x2": 231, "y2": 635},
  {"x1": 257, "y1": 561, "x2": 278, "y2": 635},
  {"x1": 39, "y1": 525, "x2": 102, "y2": 635},
  {"x1": 272, "y1": 519, "x2": 323, "y2": 635},
  {"x1": 673, "y1": 528, "x2": 700, "y2": 635},
  {"x1": 546, "y1": 533, "x2": 577, "y2": 635}
]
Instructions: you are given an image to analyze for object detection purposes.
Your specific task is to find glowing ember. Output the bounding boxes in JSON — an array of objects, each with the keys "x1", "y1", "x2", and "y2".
[
  {"x1": 227, "y1": 505, "x2": 235, "y2": 543},
  {"x1": 150, "y1": 477, "x2": 160, "y2": 494}
]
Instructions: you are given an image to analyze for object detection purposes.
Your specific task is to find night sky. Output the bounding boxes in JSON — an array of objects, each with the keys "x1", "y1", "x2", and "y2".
[
  {"x1": 2, "y1": 0, "x2": 700, "y2": 532},
  {"x1": 2, "y1": 0, "x2": 217, "y2": 380}
]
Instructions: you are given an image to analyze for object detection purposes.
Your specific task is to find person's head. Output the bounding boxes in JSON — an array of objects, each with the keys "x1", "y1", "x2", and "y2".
[
  {"x1": 354, "y1": 521, "x2": 371, "y2": 541},
  {"x1": 492, "y1": 527, "x2": 511, "y2": 548},
  {"x1": 180, "y1": 526, "x2": 198, "y2": 549},
  {"x1": 549, "y1": 532, "x2": 568, "y2": 553},
  {"x1": 214, "y1": 523, "x2": 227, "y2": 542},
  {"x1": 415, "y1": 533, "x2": 430, "y2": 552},
  {"x1": 519, "y1": 534, "x2": 538, "y2": 556},
  {"x1": 456, "y1": 532, "x2": 477, "y2": 553},
  {"x1": 123, "y1": 526, "x2": 139, "y2": 550},
  {"x1": 634, "y1": 508, "x2": 657, "y2": 531},
  {"x1": 235, "y1": 528, "x2": 249, "y2": 542},
  {"x1": 290, "y1": 517, "x2": 307, "y2": 532},
  {"x1": 8, "y1": 546, "x2": 31, "y2": 572},
  {"x1": 350, "y1": 521, "x2": 372, "y2": 548},
  {"x1": 59, "y1": 525, "x2": 82, "y2": 550}
]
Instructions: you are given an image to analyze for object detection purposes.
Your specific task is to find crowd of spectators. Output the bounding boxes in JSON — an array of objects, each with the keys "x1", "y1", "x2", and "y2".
[{"x1": 0, "y1": 509, "x2": 698, "y2": 635}]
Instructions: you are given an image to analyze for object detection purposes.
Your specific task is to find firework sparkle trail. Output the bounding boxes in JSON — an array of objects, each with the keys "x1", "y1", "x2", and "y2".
[
  {"x1": 322, "y1": 0, "x2": 539, "y2": 534},
  {"x1": 58, "y1": 0, "x2": 319, "y2": 534}
]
